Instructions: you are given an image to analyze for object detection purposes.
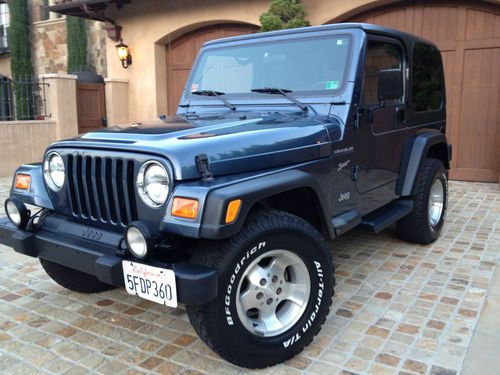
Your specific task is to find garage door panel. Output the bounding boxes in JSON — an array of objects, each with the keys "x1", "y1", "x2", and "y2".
[
  {"x1": 466, "y1": 8, "x2": 500, "y2": 40},
  {"x1": 166, "y1": 23, "x2": 258, "y2": 115},
  {"x1": 440, "y1": 51, "x2": 456, "y2": 135},
  {"x1": 194, "y1": 30, "x2": 220, "y2": 51},
  {"x1": 488, "y1": 86, "x2": 500, "y2": 137},
  {"x1": 457, "y1": 134, "x2": 497, "y2": 170},
  {"x1": 460, "y1": 48, "x2": 499, "y2": 138},
  {"x1": 496, "y1": 14, "x2": 500, "y2": 37},
  {"x1": 170, "y1": 69, "x2": 191, "y2": 113},
  {"x1": 170, "y1": 38, "x2": 195, "y2": 67},
  {"x1": 450, "y1": 167, "x2": 498, "y2": 182},
  {"x1": 362, "y1": 9, "x2": 409, "y2": 32},
  {"x1": 449, "y1": 133, "x2": 460, "y2": 170},
  {"x1": 225, "y1": 28, "x2": 254, "y2": 37},
  {"x1": 421, "y1": 6, "x2": 458, "y2": 48}
]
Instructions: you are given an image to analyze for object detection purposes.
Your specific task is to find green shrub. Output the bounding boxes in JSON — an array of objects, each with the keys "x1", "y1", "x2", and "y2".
[
  {"x1": 259, "y1": 0, "x2": 309, "y2": 32},
  {"x1": 67, "y1": 16, "x2": 88, "y2": 73},
  {"x1": 8, "y1": 0, "x2": 34, "y2": 119}
]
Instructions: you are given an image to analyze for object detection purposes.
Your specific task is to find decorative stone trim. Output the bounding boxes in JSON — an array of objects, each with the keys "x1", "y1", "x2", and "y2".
[
  {"x1": 33, "y1": 17, "x2": 66, "y2": 28},
  {"x1": 39, "y1": 73, "x2": 78, "y2": 80}
]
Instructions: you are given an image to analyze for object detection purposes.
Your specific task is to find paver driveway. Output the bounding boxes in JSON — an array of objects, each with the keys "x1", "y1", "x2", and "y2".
[{"x1": 0, "y1": 177, "x2": 499, "y2": 375}]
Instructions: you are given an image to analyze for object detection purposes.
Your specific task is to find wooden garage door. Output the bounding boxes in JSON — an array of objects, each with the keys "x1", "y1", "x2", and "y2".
[
  {"x1": 166, "y1": 23, "x2": 258, "y2": 115},
  {"x1": 347, "y1": 2, "x2": 500, "y2": 182}
]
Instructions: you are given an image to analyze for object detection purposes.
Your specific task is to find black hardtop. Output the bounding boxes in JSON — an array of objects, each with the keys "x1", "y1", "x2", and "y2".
[{"x1": 203, "y1": 22, "x2": 438, "y2": 51}]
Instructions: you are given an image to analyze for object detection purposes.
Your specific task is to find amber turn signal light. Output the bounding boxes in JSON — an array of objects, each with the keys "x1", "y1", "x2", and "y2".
[
  {"x1": 225, "y1": 199, "x2": 242, "y2": 224},
  {"x1": 171, "y1": 197, "x2": 199, "y2": 219},
  {"x1": 15, "y1": 174, "x2": 31, "y2": 190}
]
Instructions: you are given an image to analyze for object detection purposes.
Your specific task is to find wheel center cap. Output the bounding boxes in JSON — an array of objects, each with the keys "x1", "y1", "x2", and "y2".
[{"x1": 265, "y1": 284, "x2": 275, "y2": 297}]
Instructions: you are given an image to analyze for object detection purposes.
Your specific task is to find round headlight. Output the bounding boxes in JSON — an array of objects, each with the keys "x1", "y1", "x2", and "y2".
[
  {"x1": 43, "y1": 152, "x2": 65, "y2": 191},
  {"x1": 137, "y1": 161, "x2": 169, "y2": 208},
  {"x1": 4, "y1": 198, "x2": 30, "y2": 229},
  {"x1": 125, "y1": 226, "x2": 148, "y2": 258}
]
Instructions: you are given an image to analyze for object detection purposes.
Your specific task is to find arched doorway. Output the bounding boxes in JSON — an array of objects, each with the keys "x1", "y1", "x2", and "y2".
[
  {"x1": 165, "y1": 23, "x2": 258, "y2": 115},
  {"x1": 339, "y1": 1, "x2": 500, "y2": 182}
]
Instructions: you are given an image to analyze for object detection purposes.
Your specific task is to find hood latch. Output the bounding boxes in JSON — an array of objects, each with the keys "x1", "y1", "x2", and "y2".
[{"x1": 195, "y1": 154, "x2": 214, "y2": 183}]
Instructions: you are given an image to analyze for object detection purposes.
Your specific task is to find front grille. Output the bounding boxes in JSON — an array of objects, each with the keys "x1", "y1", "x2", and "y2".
[{"x1": 66, "y1": 154, "x2": 138, "y2": 227}]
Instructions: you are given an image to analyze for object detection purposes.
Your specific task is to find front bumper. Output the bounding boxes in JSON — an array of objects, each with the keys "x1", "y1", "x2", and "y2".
[{"x1": 0, "y1": 215, "x2": 217, "y2": 305}]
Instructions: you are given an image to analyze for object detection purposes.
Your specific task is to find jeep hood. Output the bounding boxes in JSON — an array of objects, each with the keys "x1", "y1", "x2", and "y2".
[{"x1": 51, "y1": 114, "x2": 339, "y2": 180}]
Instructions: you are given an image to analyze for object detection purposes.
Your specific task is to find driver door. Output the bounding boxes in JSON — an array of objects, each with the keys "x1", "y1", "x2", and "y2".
[{"x1": 356, "y1": 38, "x2": 406, "y2": 213}]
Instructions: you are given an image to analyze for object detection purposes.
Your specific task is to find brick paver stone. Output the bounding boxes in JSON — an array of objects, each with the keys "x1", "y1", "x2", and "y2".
[{"x1": 0, "y1": 178, "x2": 498, "y2": 374}]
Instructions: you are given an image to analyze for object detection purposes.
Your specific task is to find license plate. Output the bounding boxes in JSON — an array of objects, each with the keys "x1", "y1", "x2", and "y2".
[{"x1": 122, "y1": 261, "x2": 177, "y2": 308}]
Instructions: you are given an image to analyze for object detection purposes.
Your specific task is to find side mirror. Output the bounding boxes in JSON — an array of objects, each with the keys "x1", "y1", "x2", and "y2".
[{"x1": 378, "y1": 69, "x2": 403, "y2": 101}]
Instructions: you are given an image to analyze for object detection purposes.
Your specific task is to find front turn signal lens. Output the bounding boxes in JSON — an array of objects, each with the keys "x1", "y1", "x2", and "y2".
[
  {"x1": 225, "y1": 199, "x2": 242, "y2": 224},
  {"x1": 171, "y1": 197, "x2": 199, "y2": 219},
  {"x1": 15, "y1": 174, "x2": 31, "y2": 190}
]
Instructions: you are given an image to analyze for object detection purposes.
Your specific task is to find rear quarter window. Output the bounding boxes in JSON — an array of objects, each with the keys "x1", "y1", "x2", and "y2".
[{"x1": 411, "y1": 43, "x2": 444, "y2": 112}]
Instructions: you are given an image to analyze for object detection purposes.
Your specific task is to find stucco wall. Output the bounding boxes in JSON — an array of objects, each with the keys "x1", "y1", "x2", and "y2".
[{"x1": 0, "y1": 120, "x2": 57, "y2": 177}]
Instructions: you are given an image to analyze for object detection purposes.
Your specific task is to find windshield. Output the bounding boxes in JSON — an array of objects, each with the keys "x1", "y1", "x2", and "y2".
[{"x1": 187, "y1": 34, "x2": 352, "y2": 97}]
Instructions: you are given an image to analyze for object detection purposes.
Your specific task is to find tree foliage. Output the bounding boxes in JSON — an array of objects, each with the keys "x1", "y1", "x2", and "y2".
[
  {"x1": 67, "y1": 16, "x2": 88, "y2": 73},
  {"x1": 8, "y1": 0, "x2": 32, "y2": 78},
  {"x1": 259, "y1": 0, "x2": 309, "y2": 32},
  {"x1": 8, "y1": 0, "x2": 33, "y2": 119}
]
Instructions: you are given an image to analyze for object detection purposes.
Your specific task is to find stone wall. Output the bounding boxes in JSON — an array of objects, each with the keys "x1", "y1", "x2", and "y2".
[
  {"x1": 86, "y1": 20, "x2": 107, "y2": 77},
  {"x1": 32, "y1": 18, "x2": 67, "y2": 76},
  {"x1": 31, "y1": 18, "x2": 107, "y2": 77}
]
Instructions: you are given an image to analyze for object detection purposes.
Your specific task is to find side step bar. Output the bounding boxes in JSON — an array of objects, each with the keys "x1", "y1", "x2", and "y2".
[{"x1": 358, "y1": 200, "x2": 414, "y2": 234}]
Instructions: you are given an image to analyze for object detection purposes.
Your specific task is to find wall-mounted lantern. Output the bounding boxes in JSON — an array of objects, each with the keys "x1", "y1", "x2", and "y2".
[{"x1": 116, "y1": 39, "x2": 132, "y2": 69}]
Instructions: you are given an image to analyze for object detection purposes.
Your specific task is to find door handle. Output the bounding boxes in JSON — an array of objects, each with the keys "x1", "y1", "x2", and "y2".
[{"x1": 396, "y1": 107, "x2": 405, "y2": 123}]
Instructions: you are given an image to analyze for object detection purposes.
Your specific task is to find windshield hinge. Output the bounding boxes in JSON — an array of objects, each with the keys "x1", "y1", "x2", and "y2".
[{"x1": 195, "y1": 154, "x2": 214, "y2": 183}]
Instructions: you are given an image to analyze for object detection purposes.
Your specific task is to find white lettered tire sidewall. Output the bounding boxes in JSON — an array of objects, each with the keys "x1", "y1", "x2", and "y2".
[{"x1": 218, "y1": 231, "x2": 332, "y2": 358}]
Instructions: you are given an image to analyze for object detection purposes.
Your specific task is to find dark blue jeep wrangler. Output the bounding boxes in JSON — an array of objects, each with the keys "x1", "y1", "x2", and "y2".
[{"x1": 0, "y1": 23, "x2": 451, "y2": 368}]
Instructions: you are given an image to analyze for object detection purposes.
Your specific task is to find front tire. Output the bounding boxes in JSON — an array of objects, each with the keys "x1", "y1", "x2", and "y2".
[
  {"x1": 397, "y1": 158, "x2": 448, "y2": 244},
  {"x1": 186, "y1": 210, "x2": 334, "y2": 368},
  {"x1": 40, "y1": 259, "x2": 116, "y2": 293}
]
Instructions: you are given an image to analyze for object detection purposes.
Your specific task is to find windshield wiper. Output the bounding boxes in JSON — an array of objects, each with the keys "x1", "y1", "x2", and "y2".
[
  {"x1": 191, "y1": 90, "x2": 236, "y2": 111},
  {"x1": 251, "y1": 87, "x2": 309, "y2": 114}
]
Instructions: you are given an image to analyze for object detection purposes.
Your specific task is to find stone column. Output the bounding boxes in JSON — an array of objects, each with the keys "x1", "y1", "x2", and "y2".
[
  {"x1": 41, "y1": 73, "x2": 79, "y2": 139},
  {"x1": 104, "y1": 78, "x2": 129, "y2": 126}
]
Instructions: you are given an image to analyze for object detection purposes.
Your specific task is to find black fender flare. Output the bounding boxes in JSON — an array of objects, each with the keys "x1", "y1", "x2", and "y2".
[
  {"x1": 199, "y1": 169, "x2": 335, "y2": 240},
  {"x1": 397, "y1": 131, "x2": 451, "y2": 196}
]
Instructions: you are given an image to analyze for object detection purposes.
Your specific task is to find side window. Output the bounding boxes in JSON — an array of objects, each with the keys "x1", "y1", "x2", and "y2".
[
  {"x1": 412, "y1": 43, "x2": 444, "y2": 112},
  {"x1": 363, "y1": 41, "x2": 402, "y2": 105}
]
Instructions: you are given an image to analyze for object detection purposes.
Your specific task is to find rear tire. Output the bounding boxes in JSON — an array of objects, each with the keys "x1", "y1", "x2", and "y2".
[
  {"x1": 186, "y1": 210, "x2": 334, "y2": 368},
  {"x1": 40, "y1": 259, "x2": 116, "y2": 293},
  {"x1": 397, "y1": 158, "x2": 448, "y2": 244}
]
